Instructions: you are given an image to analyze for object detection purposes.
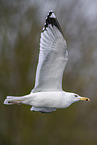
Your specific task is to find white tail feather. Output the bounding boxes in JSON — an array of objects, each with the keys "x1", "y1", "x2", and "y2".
[{"x1": 4, "y1": 96, "x2": 28, "y2": 105}]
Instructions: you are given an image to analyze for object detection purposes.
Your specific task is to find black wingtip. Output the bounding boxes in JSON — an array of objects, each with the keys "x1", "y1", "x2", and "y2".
[
  {"x1": 48, "y1": 10, "x2": 54, "y2": 17},
  {"x1": 42, "y1": 11, "x2": 64, "y2": 36}
]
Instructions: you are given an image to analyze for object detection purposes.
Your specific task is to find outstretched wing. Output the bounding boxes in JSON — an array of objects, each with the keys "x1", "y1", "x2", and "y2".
[{"x1": 32, "y1": 11, "x2": 68, "y2": 92}]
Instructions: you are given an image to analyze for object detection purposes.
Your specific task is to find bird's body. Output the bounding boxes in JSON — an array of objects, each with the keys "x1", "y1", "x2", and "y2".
[
  {"x1": 4, "y1": 91, "x2": 85, "y2": 113},
  {"x1": 4, "y1": 10, "x2": 90, "y2": 113},
  {"x1": 5, "y1": 92, "x2": 77, "y2": 108}
]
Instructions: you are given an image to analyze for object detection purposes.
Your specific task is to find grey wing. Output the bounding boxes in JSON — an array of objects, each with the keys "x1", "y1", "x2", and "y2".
[{"x1": 32, "y1": 11, "x2": 68, "y2": 92}]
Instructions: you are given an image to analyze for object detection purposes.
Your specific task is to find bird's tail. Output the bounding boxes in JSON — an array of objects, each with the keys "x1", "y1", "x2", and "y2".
[{"x1": 4, "y1": 96, "x2": 29, "y2": 105}]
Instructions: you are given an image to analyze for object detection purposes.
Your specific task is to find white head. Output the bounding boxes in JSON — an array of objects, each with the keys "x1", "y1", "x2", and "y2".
[
  {"x1": 66, "y1": 92, "x2": 90, "y2": 106},
  {"x1": 74, "y1": 93, "x2": 90, "y2": 102}
]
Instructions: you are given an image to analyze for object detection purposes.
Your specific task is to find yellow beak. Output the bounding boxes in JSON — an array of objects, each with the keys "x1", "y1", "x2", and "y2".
[{"x1": 79, "y1": 97, "x2": 90, "y2": 101}]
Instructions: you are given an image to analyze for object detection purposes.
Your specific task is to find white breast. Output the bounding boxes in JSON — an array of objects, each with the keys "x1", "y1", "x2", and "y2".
[{"x1": 28, "y1": 91, "x2": 69, "y2": 108}]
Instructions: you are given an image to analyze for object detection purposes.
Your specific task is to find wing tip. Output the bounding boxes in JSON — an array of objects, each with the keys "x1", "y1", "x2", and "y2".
[
  {"x1": 42, "y1": 10, "x2": 63, "y2": 35},
  {"x1": 48, "y1": 10, "x2": 56, "y2": 18}
]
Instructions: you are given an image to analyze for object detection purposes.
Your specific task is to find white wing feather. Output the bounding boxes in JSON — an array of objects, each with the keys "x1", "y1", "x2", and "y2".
[{"x1": 32, "y1": 12, "x2": 68, "y2": 92}]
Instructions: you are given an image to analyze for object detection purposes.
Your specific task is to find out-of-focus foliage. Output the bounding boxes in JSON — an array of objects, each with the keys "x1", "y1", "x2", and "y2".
[{"x1": 0, "y1": 0, "x2": 97, "y2": 145}]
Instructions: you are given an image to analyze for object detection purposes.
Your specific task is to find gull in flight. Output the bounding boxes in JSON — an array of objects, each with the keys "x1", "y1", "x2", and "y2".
[{"x1": 4, "y1": 10, "x2": 90, "y2": 113}]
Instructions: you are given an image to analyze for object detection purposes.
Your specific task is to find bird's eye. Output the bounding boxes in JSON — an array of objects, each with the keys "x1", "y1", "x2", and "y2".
[{"x1": 75, "y1": 95, "x2": 78, "y2": 97}]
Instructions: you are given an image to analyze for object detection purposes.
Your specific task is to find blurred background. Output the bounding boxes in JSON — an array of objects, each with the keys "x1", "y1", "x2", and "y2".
[{"x1": 0, "y1": 0, "x2": 97, "y2": 145}]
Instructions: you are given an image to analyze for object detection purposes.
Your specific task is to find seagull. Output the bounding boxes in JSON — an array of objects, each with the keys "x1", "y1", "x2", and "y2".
[{"x1": 4, "y1": 10, "x2": 90, "y2": 113}]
